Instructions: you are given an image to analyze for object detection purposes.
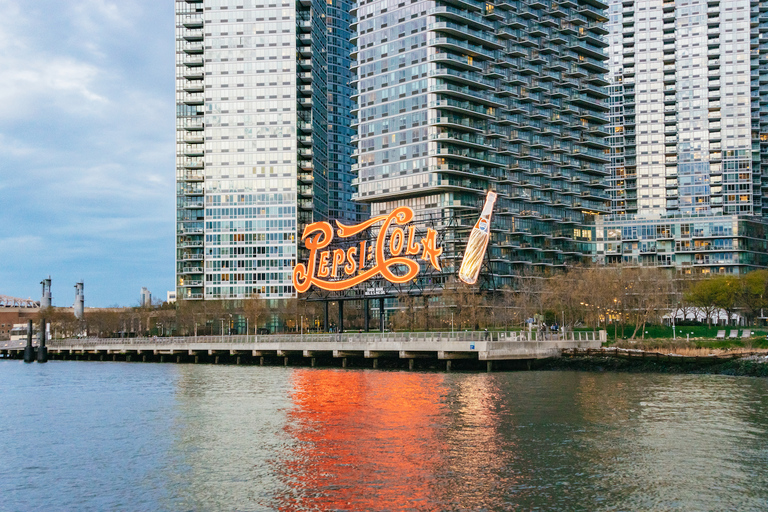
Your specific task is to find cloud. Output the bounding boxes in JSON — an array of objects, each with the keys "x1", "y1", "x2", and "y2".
[
  {"x1": 0, "y1": 0, "x2": 175, "y2": 307},
  {"x1": 0, "y1": 235, "x2": 44, "y2": 255}
]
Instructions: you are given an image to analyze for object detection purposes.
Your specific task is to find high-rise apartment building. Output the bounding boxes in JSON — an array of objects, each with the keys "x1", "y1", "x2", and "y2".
[
  {"x1": 327, "y1": 0, "x2": 370, "y2": 224},
  {"x1": 596, "y1": 0, "x2": 768, "y2": 273},
  {"x1": 350, "y1": 0, "x2": 612, "y2": 284},
  {"x1": 175, "y1": 0, "x2": 355, "y2": 300}
]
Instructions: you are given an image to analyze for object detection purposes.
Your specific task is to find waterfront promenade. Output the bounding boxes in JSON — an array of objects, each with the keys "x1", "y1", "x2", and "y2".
[{"x1": 1, "y1": 330, "x2": 605, "y2": 370}]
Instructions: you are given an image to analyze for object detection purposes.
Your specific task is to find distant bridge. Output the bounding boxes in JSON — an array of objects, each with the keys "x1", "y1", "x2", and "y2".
[
  {"x1": 0, "y1": 295, "x2": 40, "y2": 308},
  {"x1": 1, "y1": 331, "x2": 605, "y2": 371}
]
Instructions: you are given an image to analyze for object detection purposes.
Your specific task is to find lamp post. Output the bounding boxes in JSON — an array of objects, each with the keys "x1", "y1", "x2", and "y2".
[{"x1": 672, "y1": 308, "x2": 676, "y2": 340}]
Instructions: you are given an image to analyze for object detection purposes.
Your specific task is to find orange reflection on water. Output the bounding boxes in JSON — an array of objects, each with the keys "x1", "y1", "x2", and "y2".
[{"x1": 276, "y1": 369, "x2": 450, "y2": 511}]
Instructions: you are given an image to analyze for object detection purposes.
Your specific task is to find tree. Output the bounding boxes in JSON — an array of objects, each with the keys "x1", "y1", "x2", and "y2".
[
  {"x1": 176, "y1": 299, "x2": 209, "y2": 335},
  {"x1": 712, "y1": 275, "x2": 739, "y2": 325},
  {"x1": 509, "y1": 270, "x2": 546, "y2": 327},
  {"x1": 84, "y1": 309, "x2": 122, "y2": 337},
  {"x1": 738, "y1": 270, "x2": 768, "y2": 324},
  {"x1": 685, "y1": 277, "x2": 724, "y2": 327},
  {"x1": 242, "y1": 293, "x2": 268, "y2": 334},
  {"x1": 620, "y1": 267, "x2": 671, "y2": 339}
]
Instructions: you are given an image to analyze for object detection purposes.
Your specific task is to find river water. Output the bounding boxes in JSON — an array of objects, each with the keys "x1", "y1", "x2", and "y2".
[{"x1": 1, "y1": 361, "x2": 767, "y2": 511}]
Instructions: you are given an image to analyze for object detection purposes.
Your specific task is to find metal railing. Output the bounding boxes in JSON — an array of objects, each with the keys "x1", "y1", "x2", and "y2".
[{"x1": 48, "y1": 330, "x2": 605, "y2": 347}]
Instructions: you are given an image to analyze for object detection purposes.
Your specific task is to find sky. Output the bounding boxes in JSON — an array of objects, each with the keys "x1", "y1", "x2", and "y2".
[{"x1": 0, "y1": 0, "x2": 175, "y2": 307}]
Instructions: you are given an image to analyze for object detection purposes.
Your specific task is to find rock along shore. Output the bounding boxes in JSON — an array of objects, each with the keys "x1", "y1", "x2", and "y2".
[{"x1": 534, "y1": 354, "x2": 768, "y2": 377}]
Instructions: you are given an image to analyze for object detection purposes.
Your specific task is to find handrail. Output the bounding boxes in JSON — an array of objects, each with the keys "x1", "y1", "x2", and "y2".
[{"x1": 47, "y1": 330, "x2": 605, "y2": 347}]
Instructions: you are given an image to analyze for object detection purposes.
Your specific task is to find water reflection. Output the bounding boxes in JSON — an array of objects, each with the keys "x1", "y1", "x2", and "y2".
[
  {"x1": 275, "y1": 369, "x2": 450, "y2": 510},
  {"x1": 2, "y1": 362, "x2": 768, "y2": 511},
  {"x1": 274, "y1": 371, "x2": 768, "y2": 511}
]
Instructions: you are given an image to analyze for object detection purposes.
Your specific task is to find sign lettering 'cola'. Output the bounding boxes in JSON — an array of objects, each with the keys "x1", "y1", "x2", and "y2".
[{"x1": 293, "y1": 206, "x2": 442, "y2": 292}]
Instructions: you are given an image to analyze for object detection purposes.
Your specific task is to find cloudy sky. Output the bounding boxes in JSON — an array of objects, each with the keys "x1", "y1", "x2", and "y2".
[{"x1": 0, "y1": 0, "x2": 175, "y2": 307}]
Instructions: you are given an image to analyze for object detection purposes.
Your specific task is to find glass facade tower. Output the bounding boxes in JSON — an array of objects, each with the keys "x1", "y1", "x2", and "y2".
[
  {"x1": 608, "y1": 0, "x2": 766, "y2": 216},
  {"x1": 327, "y1": 0, "x2": 369, "y2": 224},
  {"x1": 175, "y1": 0, "x2": 350, "y2": 300},
  {"x1": 350, "y1": 0, "x2": 613, "y2": 284},
  {"x1": 597, "y1": 0, "x2": 768, "y2": 274}
]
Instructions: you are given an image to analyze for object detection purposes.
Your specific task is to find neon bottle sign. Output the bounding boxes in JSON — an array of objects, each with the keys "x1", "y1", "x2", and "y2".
[{"x1": 292, "y1": 206, "x2": 443, "y2": 292}]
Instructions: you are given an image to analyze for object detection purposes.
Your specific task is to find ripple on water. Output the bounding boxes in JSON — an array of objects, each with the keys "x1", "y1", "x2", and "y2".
[{"x1": 1, "y1": 362, "x2": 767, "y2": 511}]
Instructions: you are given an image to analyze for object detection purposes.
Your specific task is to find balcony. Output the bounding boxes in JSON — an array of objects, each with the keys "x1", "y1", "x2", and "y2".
[
  {"x1": 179, "y1": 252, "x2": 204, "y2": 261},
  {"x1": 183, "y1": 55, "x2": 203, "y2": 67},
  {"x1": 183, "y1": 133, "x2": 204, "y2": 144},
  {"x1": 183, "y1": 14, "x2": 203, "y2": 29},
  {"x1": 183, "y1": 93, "x2": 204, "y2": 106},
  {"x1": 179, "y1": 266, "x2": 204, "y2": 275},
  {"x1": 183, "y1": 41, "x2": 203, "y2": 54},
  {"x1": 183, "y1": 28, "x2": 203, "y2": 41},
  {"x1": 183, "y1": 117, "x2": 204, "y2": 131},
  {"x1": 178, "y1": 280, "x2": 203, "y2": 287},
  {"x1": 178, "y1": 171, "x2": 204, "y2": 182},
  {"x1": 183, "y1": 69, "x2": 204, "y2": 80},
  {"x1": 182, "y1": 158, "x2": 204, "y2": 170}
]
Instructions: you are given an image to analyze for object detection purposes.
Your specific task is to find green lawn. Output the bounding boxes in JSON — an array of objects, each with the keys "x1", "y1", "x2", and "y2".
[
  {"x1": 605, "y1": 324, "x2": 768, "y2": 349},
  {"x1": 607, "y1": 324, "x2": 767, "y2": 339}
]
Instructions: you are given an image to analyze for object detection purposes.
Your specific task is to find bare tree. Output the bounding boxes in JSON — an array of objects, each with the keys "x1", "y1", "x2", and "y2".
[{"x1": 242, "y1": 293, "x2": 268, "y2": 334}]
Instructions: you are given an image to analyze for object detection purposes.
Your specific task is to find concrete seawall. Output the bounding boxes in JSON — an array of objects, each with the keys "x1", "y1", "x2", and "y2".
[{"x1": 2, "y1": 331, "x2": 606, "y2": 370}]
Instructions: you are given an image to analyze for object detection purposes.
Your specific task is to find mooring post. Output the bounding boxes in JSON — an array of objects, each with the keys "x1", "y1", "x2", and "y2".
[
  {"x1": 284, "y1": 356, "x2": 289, "y2": 366},
  {"x1": 311, "y1": 357, "x2": 316, "y2": 368},
  {"x1": 37, "y1": 319, "x2": 48, "y2": 363},
  {"x1": 342, "y1": 357, "x2": 347, "y2": 368},
  {"x1": 446, "y1": 360, "x2": 452, "y2": 372},
  {"x1": 487, "y1": 361, "x2": 493, "y2": 373},
  {"x1": 24, "y1": 320, "x2": 34, "y2": 363},
  {"x1": 260, "y1": 356, "x2": 264, "y2": 366},
  {"x1": 409, "y1": 359, "x2": 414, "y2": 370},
  {"x1": 373, "y1": 358, "x2": 378, "y2": 369}
]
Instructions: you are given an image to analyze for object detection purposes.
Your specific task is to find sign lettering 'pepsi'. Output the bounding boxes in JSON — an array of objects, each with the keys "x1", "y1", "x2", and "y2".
[{"x1": 292, "y1": 206, "x2": 442, "y2": 292}]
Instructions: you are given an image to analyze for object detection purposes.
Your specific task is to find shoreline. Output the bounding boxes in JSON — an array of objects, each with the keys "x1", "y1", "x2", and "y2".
[{"x1": 535, "y1": 354, "x2": 768, "y2": 377}]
